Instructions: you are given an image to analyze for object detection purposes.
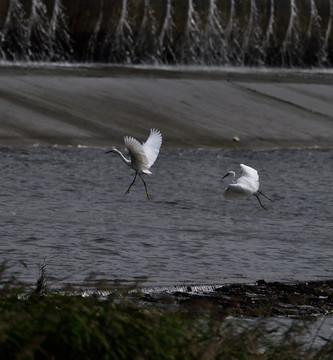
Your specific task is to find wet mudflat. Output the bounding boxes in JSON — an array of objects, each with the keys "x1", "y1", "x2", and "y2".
[{"x1": 142, "y1": 279, "x2": 333, "y2": 318}]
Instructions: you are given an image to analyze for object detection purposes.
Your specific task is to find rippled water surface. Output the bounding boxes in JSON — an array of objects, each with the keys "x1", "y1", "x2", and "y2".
[{"x1": 1, "y1": 146, "x2": 332, "y2": 287}]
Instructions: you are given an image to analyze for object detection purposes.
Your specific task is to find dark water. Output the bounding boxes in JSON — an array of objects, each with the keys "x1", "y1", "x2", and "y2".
[
  {"x1": 1, "y1": 146, "x2": 332, "y2": 287},
  {"x1": 0, "y1": 0, "x2": 333, "y2": 66}
]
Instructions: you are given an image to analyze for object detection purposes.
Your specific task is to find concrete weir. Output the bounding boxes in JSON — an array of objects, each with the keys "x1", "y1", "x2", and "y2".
[{"x1": 0, "y1": 0, "x2": 332, "y2": 66}]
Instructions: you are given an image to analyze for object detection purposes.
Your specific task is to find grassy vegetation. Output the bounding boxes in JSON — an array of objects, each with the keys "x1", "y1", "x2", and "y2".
[{"x1": 0, "y1": 265, "x2": 332, "y2": 359}]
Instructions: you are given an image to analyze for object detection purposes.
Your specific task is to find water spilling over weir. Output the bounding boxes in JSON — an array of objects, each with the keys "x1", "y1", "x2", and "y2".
[{"x1": 0, "y1": 0, "x2": 332, "y2": 66}]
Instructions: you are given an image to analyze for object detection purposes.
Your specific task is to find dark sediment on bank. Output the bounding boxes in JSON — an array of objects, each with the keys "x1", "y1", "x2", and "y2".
[
  {"x1": 142, "y1": 279, "x2": 333, "y2": 318},
  {"x1": 0, "y1": 67, "x2": 332, "y2": 149}
]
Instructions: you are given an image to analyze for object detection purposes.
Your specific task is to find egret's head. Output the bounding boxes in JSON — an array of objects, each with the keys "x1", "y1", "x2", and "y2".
[
  {"x1": 221, "y1": 171, "x2": 235, "y2": 181},
  {"x1": 105, "y1": 146, "x2": 117, "y2": 154}
]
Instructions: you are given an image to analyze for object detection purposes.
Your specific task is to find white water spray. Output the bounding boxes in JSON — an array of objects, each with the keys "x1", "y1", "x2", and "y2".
[
  {"x1": 102, "y1": 0, "x2": 133, "y2": 63},
  {"x1": 87, "y1": 0, "x2": 104, "y2": 61},
  {"x1": 200, "y1": 0, "x2": 225, "y2": 64},
  {"x1": 158, "y1": 0, "x2": 174, "y2": 61},
  {"x1": 323, "y1": 0, "x2": 333, "y2": 64},
  {"x1": 0, "y1": 0, "x2": 332, "y2": 66}
]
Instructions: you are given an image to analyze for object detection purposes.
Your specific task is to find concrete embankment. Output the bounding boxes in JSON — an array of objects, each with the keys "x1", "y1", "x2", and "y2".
[{"x1": 0, "y1": 67, "x2": 332, "y2": 148}]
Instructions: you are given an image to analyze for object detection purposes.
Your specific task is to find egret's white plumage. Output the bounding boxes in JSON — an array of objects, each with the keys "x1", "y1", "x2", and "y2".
[
  {"x1": 106, "y1": 129, "x2": 162, "y2": 199},
  {"x1": 222, "y1": 164, "x2": 273, "y2": 209}
]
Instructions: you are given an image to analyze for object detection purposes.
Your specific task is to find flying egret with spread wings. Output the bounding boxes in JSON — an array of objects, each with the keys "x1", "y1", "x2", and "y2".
[
  {"x1": 106, "y1": 128, "x2": 162, "y2": 199},
  {"x1": 221, "y1": 164, "x2": 273, "y2": 210}
]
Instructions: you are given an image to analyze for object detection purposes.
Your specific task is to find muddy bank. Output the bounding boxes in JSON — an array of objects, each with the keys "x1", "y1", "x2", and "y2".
[
  {"x1": 142, "y1": 280, "x2": 333, "y2": 318},
  {"x1": 0, "y1": 67, "x2": 332, "y2": 148}
]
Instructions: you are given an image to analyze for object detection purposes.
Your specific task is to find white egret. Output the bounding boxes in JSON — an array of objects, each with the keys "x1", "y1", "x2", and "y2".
[
  {"x1": 221, "y1": 164, "x2": 273, "y2": 210},
  {"x1": 106, "y1": 128, "x2": 162, "y2": 199}
]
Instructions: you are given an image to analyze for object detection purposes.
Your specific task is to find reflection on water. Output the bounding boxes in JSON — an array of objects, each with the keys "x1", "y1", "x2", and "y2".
[{"x1": 0, "y1": 146, "x2": 332, "y2": 287}]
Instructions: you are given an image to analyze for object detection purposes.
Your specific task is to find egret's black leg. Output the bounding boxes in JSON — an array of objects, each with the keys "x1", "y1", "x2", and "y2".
[
  {"x1": 126, "y1": 172, "x2": 137, "y2": 194},
  {"x1": 139, "y1": 174, "x2": 150, "y2": 199},
  {"x1": 254, "y1": 193, "x2": 267, "y2": 210},
  {"x1": 258, "y1": 190, "x2": 273, "y2": 202}
]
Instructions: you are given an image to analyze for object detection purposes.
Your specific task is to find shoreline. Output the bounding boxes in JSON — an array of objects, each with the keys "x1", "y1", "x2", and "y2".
[
  {"x1": 141, "y1": 279, "x2": 333, "y2": 318},
  {"x1": 0, "y1": 138, "x2": 333, "y2": 150},
  {"x1": 8, "y1": 277, "x2": 333, "y2": 318}
]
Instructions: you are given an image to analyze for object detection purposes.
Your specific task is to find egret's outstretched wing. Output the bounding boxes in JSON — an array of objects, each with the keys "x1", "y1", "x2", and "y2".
[
  {"x1": 238, "y1": 164, "x2": 259, "y2": 192},
  {"x1": 239, "y1": 164, "x2": 258, "y2": 180},
  {"x1": 142, "y1": 128, "x2": 162, "y2": 168},
  {"x1": 124, "y1": 136, "x2": 149, "y2": 168}
]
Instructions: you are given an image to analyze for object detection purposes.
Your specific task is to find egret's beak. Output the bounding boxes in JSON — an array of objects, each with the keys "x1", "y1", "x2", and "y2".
[
  {"x1": 221, "y1": 173, "x2": 229, "y2": 181},
  {"x1": 105, "y1": 150, "x2": 112, "y2": 153}
]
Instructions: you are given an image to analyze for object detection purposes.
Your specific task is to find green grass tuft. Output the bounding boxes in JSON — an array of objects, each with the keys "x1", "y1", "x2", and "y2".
[
  {"x1": 0, "y1": 292, "x2": 332, "y2": 359},
  {"x1": 0, "y1": 264, "x2": 332, "y2": 359}
]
